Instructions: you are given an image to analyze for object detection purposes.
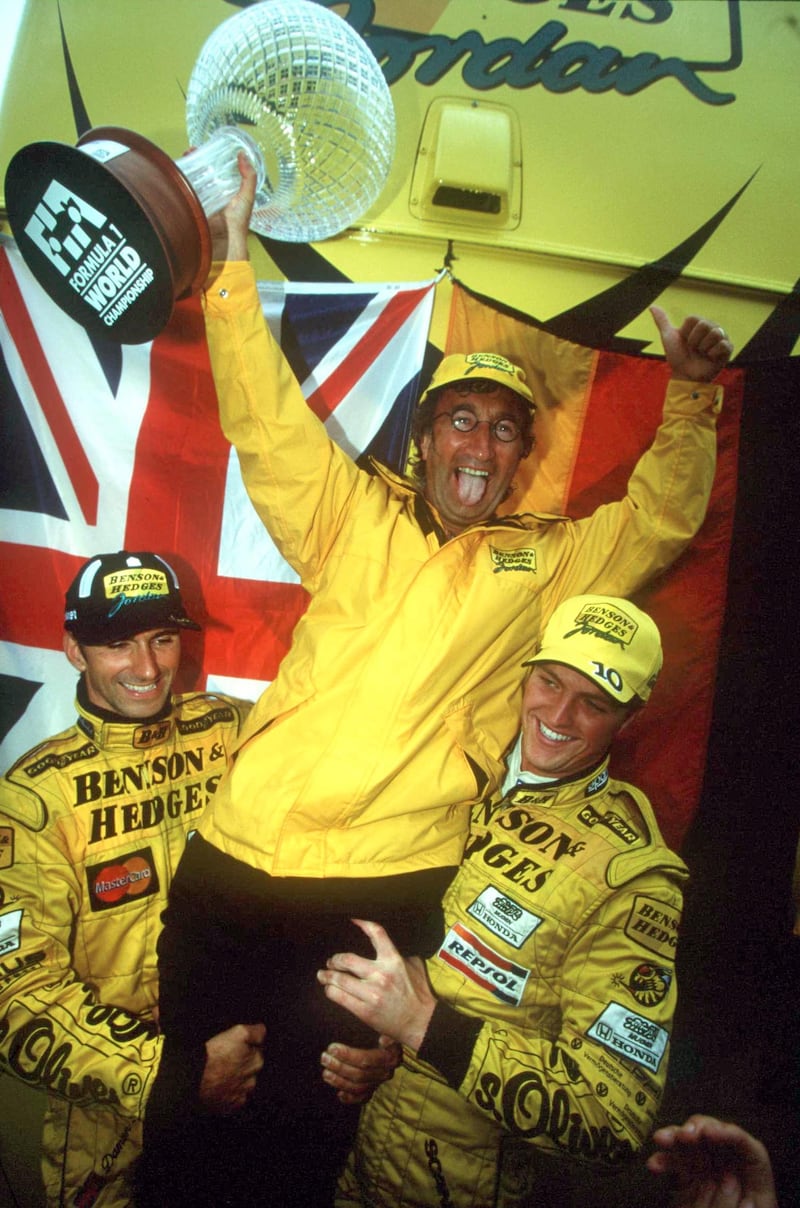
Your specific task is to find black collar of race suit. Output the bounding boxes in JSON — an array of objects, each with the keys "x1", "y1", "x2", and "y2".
[
  {"x1": 504, "y1": 756, "x2": 612, "y2": 803},
  {"x1": 76, "y1": 675, "x2": 173, "y2": 729}
]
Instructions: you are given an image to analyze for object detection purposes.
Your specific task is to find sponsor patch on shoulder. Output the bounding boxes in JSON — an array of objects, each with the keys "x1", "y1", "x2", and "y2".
[
  {"x1": 578, "y1": 803, "x2": 638, "y2": 844},
  {"x1": 178, "y1": 707, "x2": 236, "y2": 736},
  {"x1": 436, "y1": 921, "x2": 530, "y2": 1005},
  {"x1": 24, "y1": 741, "x2": 97, "y2": 777},
  {"x1": 466, "y1": 886, "x2": 543, "y2": 949},
  {"x1": 0, "y1": 908, "x2": 23, "y2": 958},
  {"x1": 86, "y1": 847, "x2": 160, "y2": 912},
  {"x1": 0, "y1": 827, "x2": 13, "y2": 869},
  {"x1": 624, "y1": 894, "x2": 680, "y2": 961},
  {"x1": 587, "y1": 1002, "x2": 669, "y2": 1072},
  {"x1": 621, "y1": 963, "x2": 672, "y2": 1007}
]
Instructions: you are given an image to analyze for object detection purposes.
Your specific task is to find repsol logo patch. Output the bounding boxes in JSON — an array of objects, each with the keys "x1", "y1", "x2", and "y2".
[
  {"x1": 436, "y1": 921, "x2": 529, "y2": 1005},
  {"x1": 489, "y1": 546, "x2": 537, "y2": 574},
  {"x1": 86, "y1": 847, "x2": 159, "y2": 912}
]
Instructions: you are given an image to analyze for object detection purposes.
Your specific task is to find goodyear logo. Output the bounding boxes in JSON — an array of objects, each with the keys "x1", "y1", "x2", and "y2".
[
  {"x1": 489, "y1": 546, "x2": 537, "y2": 575},
  {"x1": 25, "y1": 741, "x2": 98, "y2": 778},
  {"x1": 578, "y1": 803, "x2": 638, "y2": 845}
]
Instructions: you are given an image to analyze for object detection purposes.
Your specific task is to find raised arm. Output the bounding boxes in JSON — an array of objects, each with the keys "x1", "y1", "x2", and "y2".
[
  {"x1": 201, "y1": 152, "x2": 369, "y2": 585},
  {"x1": 550, "y1": 313, "x2": 731, "y2": 605},
  {"x1": 650, "y1": 307, "x2": 732, "y2": 383}
]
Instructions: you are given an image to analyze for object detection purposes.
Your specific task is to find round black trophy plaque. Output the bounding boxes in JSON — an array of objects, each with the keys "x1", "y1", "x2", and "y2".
[{"x1": 5, "y1": 128, "x2": 211, "y2": 345}]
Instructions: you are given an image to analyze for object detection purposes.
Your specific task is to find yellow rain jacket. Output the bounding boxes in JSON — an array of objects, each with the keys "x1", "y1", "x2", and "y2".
[{"x1": 199, "y1": 262, "x2": 720, "y2": 881}]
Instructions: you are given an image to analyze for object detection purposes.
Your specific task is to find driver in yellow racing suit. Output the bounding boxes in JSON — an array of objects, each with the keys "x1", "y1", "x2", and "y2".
[
  {"x1": 0, "y1": 550, "x2": 260, "y2": 1208},
  {"x1": 319, "y1": 595, "x2": 687, "y2": 1207}
]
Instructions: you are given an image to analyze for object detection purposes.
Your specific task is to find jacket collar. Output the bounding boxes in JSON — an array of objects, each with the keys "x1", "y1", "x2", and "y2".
[
  {"x1": 75, "y1": 682, "x2": 175, "y2": 751},
  {"x1": 502, "y1": 746, "x2": 612, "y2": 807}
]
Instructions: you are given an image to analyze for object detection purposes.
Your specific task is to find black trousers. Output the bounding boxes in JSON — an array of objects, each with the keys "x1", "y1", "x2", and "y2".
[{"x1": 137, "y1": 835, "x2": 455, "y2": 1207}]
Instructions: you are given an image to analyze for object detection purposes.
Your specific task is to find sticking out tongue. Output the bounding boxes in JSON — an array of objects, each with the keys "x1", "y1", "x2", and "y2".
[{"x1": 456, "y1": 469, "x2": 488, "y2": 507}]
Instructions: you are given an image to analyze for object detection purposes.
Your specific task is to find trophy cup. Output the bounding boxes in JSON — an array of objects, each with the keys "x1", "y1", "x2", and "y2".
[{"x1": 3, "y1": 0, "x2": 395, "y2": 344}]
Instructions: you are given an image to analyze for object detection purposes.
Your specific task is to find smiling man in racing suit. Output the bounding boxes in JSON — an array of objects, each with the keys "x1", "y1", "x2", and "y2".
[
  {"x1": 320, "y1": 594, "x2": 688, "y2": 1207},
  {"x1": 0, "y1": 550, "x2": 265, "y2": 1208}
]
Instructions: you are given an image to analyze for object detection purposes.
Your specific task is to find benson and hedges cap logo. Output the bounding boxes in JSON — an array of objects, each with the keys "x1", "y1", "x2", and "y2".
[
  {"x1": 566, "y1": 600, "x2": 638, "y2": 650},
  {"x1": 102, "y1": 566, "x2": 170, "y2": 607},
  {"x1": 87, "y1": 846, "x2": 159, "y2": 912}
]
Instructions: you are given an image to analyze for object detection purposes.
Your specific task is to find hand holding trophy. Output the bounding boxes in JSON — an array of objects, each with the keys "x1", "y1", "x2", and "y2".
[{"x1": 4, "y1": 0, "x2": 395, "y2": 343}]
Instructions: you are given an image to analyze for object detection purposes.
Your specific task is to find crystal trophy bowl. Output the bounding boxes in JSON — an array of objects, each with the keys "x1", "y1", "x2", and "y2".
[{"x1": 3, "y1": 0, "x2": 395, "y2": 343}]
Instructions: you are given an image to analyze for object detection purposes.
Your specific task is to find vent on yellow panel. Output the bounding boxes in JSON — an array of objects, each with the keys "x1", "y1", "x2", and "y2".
[{"x1": 409, "y1": 97, "x2": 522, "y2": 230}]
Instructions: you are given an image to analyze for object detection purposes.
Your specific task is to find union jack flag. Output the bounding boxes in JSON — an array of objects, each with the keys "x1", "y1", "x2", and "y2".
[{"x1": 0, "y1": 239, "x2": 436, "y2": 770}]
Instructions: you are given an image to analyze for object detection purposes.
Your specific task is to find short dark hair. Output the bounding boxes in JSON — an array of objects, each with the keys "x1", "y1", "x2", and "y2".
[{"x1": 409, "y1": 379, "x2": 535, "y2": 487}]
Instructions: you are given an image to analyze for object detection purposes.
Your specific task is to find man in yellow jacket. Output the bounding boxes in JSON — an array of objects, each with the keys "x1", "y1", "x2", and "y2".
[
  {"x1": 139, "y1": 159, "x2": 732, "y2": 1207},
  {"x1": 0, "y1": 550, "x2": 264, "y2": 1207}
]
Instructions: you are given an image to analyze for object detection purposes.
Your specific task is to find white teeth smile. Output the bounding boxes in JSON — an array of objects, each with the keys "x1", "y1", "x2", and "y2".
[
  {"x1": 539, "y1": 720, "x2": 571, "y2": 742},
  {"x1": 122, "y1": 682, "x2": 158, "y2": 694}
]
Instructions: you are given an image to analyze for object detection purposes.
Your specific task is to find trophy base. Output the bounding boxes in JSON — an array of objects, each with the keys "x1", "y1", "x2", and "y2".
[{"x1": 5, "y1": 127, "x2": 212, "y2": 344}]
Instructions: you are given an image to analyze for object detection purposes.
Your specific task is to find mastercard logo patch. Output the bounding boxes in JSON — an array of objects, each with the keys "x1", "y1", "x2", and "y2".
[{"x1": 86, "y1": 847, "x2": 160, "y2": 912}]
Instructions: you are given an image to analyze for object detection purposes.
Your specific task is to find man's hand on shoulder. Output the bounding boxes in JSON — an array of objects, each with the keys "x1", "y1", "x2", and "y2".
[{"x1": 650, "y1": 306, "x2": 733, "y2": 382}]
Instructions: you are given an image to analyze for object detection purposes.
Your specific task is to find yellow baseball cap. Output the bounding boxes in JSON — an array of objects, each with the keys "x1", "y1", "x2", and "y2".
[
  {"x1": 524, "y1": 595, "x2": 663, "y2": 704},
  {"x1": 419, "y1": 352, "x2": 535, "y2": 409}
]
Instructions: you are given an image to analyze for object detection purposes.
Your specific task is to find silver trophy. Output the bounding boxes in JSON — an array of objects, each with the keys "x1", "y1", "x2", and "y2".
[{"x1": 4, "y1": 0, "x2": 395, "y2": 343}]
